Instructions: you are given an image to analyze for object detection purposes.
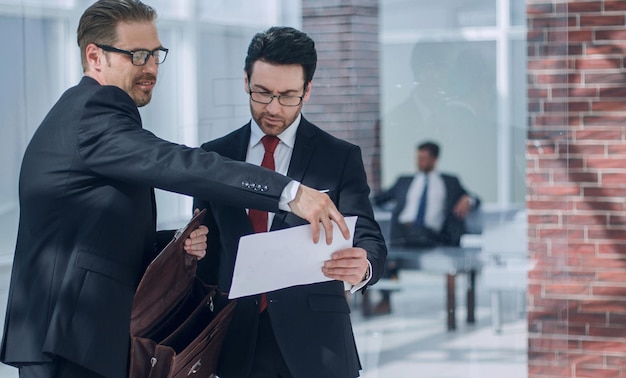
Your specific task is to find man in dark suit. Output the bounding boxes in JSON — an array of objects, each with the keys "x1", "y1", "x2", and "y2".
[
  {"x1": 193, "y1": 26, "x2": 387, "y2": 378},
  {"x1": 0, "y1": 2, "x2": 348, "y2": 378},
  {"x1": 370, "y1": 141, "x2": 480, "y2": 314}
]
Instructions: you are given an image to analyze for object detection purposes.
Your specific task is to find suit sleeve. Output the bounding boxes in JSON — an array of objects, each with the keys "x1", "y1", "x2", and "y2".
[
  {"x1": 336, "y1": 146, "x2": 387, "y2": 285},
  {"x1": 76, "y1": 85, "x2": 290, "y2": 212},
  {"x1": 372, "y1": 179, "x2": 401, "y2": 207},
  {"x1": 449, "y1": 175, "x2": 480, "y2": 209}
]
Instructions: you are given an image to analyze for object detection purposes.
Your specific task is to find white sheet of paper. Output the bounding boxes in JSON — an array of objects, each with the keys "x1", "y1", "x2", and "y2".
[{"x1": 228, "y1": 216, "x2": 357, "y2": 299}]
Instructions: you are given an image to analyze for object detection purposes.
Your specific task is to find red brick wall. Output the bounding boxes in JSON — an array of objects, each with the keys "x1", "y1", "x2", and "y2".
[
  {"x1": 301, "y1": 0, "x2": 381, "y2": 190},
  {"x1": 527, "y1": 1, "x2": 626, "y2": 377}
]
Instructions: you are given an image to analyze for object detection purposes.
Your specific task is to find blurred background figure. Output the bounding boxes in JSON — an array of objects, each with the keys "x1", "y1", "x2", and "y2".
[{"x1": 369, "y1": 141, "x2": 480, "y2": 315}]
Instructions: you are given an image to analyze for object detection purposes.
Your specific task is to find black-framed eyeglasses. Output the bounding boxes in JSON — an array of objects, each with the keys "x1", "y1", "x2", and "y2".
[
  {"x1": 248, "y1": 85, "x2": 305, "y2": 107},
  {"x1": 96, "y1": 44, "x2": 168, "y2": 66}
]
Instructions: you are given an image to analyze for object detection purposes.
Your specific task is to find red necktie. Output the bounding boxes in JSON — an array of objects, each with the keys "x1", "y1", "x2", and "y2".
[{"x1": 248, "y1": 135, "x2": 280, "y2": 312}]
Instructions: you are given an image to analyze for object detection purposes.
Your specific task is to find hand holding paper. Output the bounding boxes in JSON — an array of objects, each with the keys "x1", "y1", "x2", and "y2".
[
  {"x1": 228, "y1": 216, "x2": 358, "y2": 299},
  {"x1": 322, "y1": 247, "x2": 368, "y2": 286}
]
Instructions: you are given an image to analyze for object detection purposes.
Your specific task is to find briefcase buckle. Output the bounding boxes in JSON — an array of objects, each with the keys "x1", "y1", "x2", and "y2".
[
  {"x1": 188, "y1": 359, "x2": 201, "y2": 375},
  {"x1": 174, "y1": 224, "x2": 188, "y2": 241},
  {"x1": 208, "y1": 292, "x2": 215, "y2": 312}
]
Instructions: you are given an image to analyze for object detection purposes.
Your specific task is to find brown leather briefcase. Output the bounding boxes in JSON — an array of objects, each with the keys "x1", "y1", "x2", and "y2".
[{"x1": 129, "y1": 209, "x2": 236, "y2": 378}]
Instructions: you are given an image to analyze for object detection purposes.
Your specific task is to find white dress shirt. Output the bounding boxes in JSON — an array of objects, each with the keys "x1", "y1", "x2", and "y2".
[
  {"x1": 398, "y1": 171, "x2": 447, "y2": 232},
  {"x1": 246, "y1": 114, "x2": 300, "y2": 228}
]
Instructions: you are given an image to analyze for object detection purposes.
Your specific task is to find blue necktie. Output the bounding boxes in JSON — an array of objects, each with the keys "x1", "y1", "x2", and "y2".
[{"x1": 414, "y1": 176, "x2": 428, "y2": 227}]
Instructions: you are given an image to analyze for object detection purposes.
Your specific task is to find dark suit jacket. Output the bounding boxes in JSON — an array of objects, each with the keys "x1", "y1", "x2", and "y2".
[
  {"x1": 193, "y1": 117, "x2": 387, "y2": 378},
  {"x1": 374, "y1": 173, "x2": 479, "y2": 247},
  {"x1": 0, "y1": 77, "x2": 292, "y2": 378}
]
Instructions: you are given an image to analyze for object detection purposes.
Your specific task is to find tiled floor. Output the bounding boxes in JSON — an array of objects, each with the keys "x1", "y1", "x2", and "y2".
[
  {"x1": 351, "y1": 271, "x2": 528, "y2": 378},
  {"x1": 0, "y1": 270, "x2": 527, "y2": 378}
]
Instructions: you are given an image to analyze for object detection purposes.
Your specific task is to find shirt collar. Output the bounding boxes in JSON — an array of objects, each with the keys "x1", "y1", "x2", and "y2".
[
  {"x1": 249, "y1": 114, "x2": 301, "y2": 149},
  {"x1": 416, "y1": 170, "x2": 437, "y2": 179}
]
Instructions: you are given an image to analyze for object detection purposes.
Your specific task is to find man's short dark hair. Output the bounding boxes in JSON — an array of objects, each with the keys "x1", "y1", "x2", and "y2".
[
  {"x1": 417, "y1": 141, "x2": 440, "y2": 159},
  {"x1": 244, "y1": 26, "x2": 317, "y2": 87},
  {"x1": 77, "y1": 0, "x2": 157, "y2": 72}
]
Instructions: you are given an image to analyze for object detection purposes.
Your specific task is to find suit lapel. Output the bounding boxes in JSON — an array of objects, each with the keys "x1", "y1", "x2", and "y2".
[
  {"x1": 395, "y1": 176, "x2": 413, "y2": 216},
  {"x1": 285, "y1": 119, "x2": 316, "y2": 183},
  {"x1": 229, "y1": 124, "x2": 251, "y2": 161}
]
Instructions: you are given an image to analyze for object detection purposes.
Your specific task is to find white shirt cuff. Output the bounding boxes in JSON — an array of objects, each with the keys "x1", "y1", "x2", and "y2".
[
  {"x1": 278, "y1": 180, "x2": 300, "y2": 211},
  {"x1": 345, "y1": 260, "x2": 373, "y2": 293}
]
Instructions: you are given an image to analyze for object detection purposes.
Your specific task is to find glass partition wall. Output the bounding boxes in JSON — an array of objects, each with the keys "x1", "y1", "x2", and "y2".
[{"x1": 379, "y1": 0, "x2": 527, "y2": 207}]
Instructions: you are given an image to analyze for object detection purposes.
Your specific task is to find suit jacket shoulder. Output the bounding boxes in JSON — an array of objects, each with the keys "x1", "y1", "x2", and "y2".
[{"x1": 200, "y1": 125, "x2": 250, "y2": 159}]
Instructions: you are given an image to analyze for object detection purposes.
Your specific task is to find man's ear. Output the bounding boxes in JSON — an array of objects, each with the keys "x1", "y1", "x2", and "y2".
[
  {"x1": 243, "y1": 73, "x2": 250, "y2": 93},
  {"x1": 303, "y1": 80, "x2": 313, "y2": 102},
  {"x1": 85, "y1": 43, "x2": 103, "y2": 71}
]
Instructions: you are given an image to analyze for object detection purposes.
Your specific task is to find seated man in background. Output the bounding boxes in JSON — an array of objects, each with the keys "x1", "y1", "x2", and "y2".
[{"x1": 368, "y1": 140, "x2": 480, "y2": 315}]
